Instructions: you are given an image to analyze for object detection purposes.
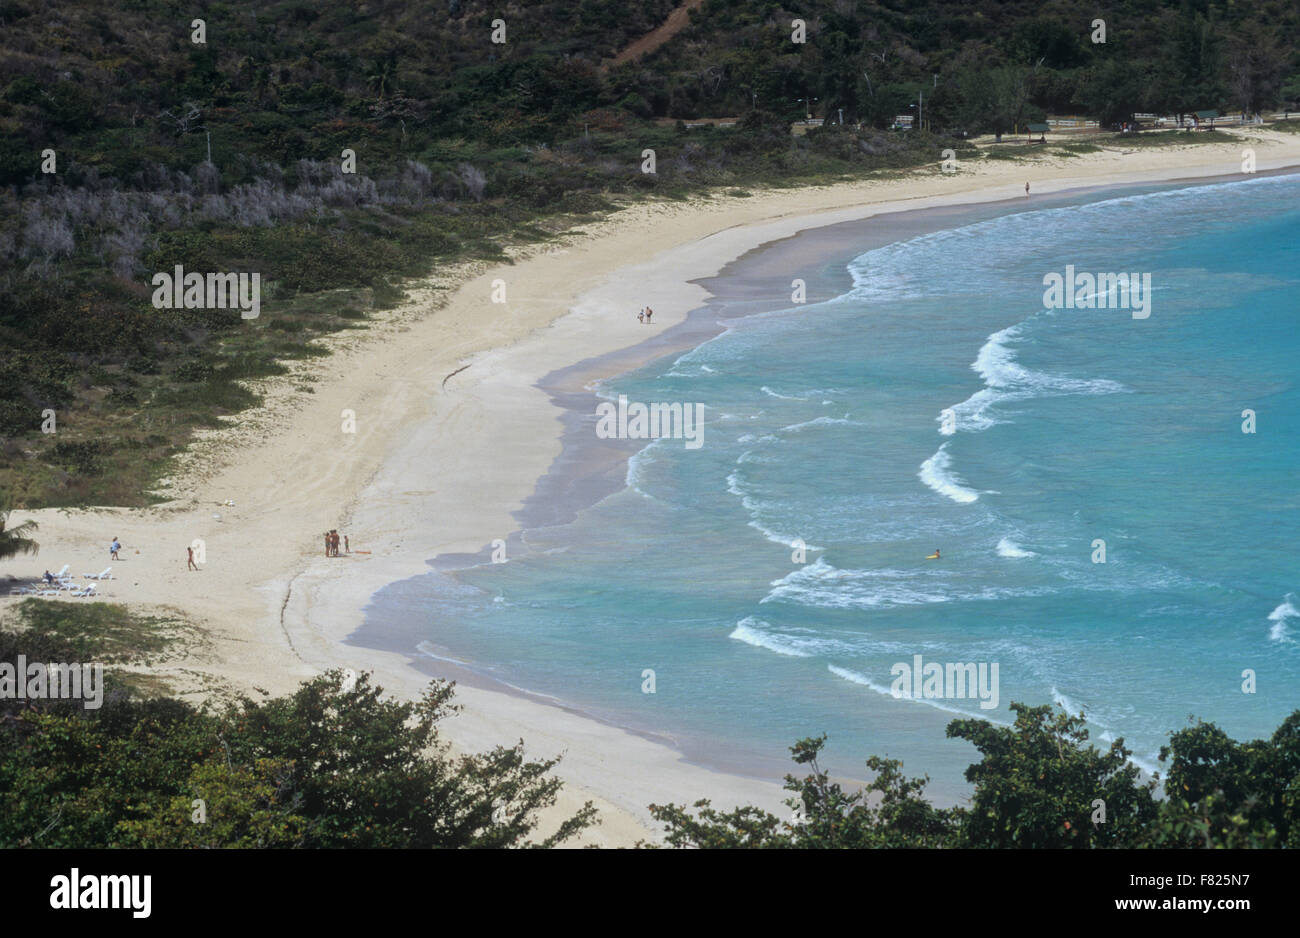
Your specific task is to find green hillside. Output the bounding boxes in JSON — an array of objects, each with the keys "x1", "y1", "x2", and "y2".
[{"x1": 1, "y1": 0, "x2": 1296, "y2": 505}]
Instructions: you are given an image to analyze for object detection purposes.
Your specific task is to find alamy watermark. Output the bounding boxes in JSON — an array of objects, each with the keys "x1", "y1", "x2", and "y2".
[
  {"x1": 890, "y1": 654, "x2": 999, "y2": 710},
  {"x1": 1043, "y1": 265, "x2": 1151, "y2": 319},
  {"x1": 49, "y1": 868, "x2": 150, "y2": 918},
  {"x1": 1, "y1": 655, "x2": 104, "y2": 709},
  {"x1": 152, "y1": 265, "x2": 261, "y2": 319},
  {"x1": 595, "y1": 394, "x2": 704, "y2": 449}
]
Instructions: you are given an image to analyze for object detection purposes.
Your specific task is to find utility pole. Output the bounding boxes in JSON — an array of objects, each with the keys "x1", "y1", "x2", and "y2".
[
  {"x1": 838, "y1": 107, "x2": 843, "y2": 125},
  {"x1": 206, "y1": 131, "x2": 212, "y2": 163},
  {"x1": 918, "y1": 91, "x2": 923, "y2": 130}
]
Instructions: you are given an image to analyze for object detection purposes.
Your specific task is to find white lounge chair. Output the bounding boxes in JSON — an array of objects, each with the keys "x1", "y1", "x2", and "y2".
[
  {"x1": 54, "y1": 564, "x2": 70, "y2": 578},
  {"x1": 72, "y1": 583, "x2": 96, "y2": 598},
  {"x1": 84, "y1": 567, "x2": 112, "y2": 580}
]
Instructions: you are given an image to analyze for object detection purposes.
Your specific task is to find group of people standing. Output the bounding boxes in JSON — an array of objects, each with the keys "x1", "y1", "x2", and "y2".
[
  {"x1": 324, "y1": 529, "x2": 348, "y2": 557},
  {"x1": 636, "y1": 306, "x2": 654, "y2": 324}
]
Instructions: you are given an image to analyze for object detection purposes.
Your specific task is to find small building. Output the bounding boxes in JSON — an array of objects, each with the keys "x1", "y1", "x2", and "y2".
[
  {"x1": 1026, "y1": 122, "x2": 1050, "y2": 144},
  {"x1": 1194, "y1": 109, "x2": 1218, "y2": 129}
]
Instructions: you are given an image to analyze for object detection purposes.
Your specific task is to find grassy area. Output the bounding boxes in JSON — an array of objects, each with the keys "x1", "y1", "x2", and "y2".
[
  {"x1": 1110, "y1": 129, "x2": 1237, "y2": 146},
  {"x1": 983, "y1": 146, "x2": 1034, "y2": 161},
  {"x1": 0, "y1": 196, "x2": 610, "y2": 507},
  {"x1": 3, "y1": 598, "x2": 194, "y2": 667},
  {"x1": 1056, "y1": 141, "x2": 1103, "y2": 153}
]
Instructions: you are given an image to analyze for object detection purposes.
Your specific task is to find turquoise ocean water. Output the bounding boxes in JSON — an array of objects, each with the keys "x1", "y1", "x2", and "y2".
[{"x1": 361, "y1": 174, "x2": 1300, "y2": 796}]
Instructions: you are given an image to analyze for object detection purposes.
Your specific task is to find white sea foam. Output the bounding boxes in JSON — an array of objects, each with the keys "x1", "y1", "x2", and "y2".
[
  {"x1": 415, "y1": 641, "x2": 472, "y2": 666},
  {"x1": 826, "y1": 664, "x2": 895, "y2": 695},
  {"x1": 996, "y1": 537, "x2": 1036, "y2": 558},
  {"x1": 761, "y1": 386, "x2": 807, "y2": 400},
  {"x1": 938, "y1": 322, "x2": 1125, "y2": 436},
  {"x1": 763, "y1": 557, "x2": 1045, "y2": 610},
  {"x1": 625, "y1": 444, "x2": 665, "y2": 501},
  {"x1": 729, "y1": 617, "x2": 812, "y2": 657},
  {"x1": 1051, "y1": 686, "x2": 1088, "y2": 717},
  {"x1": 726, "y1": 468, "x2": 824, "y2": 550},
  {"x1": 1054, "y1": 688, "x2": 1163, "y2": 777},
  {"x1": 1268, "y1": 595, "x2": 1298, "y2": 643},
  {"x1": 829, "y1": 665, "x2": 1014, "y2": 724},
  {"x1": 918, "y1": 443, "x2": 982, "y2": 504},
  {"x1": 747, "y1": 519, "x2": 823, "y2": 551},
  {"x1": 777, "y1": 415, "x2": 857, "y2": 434}
]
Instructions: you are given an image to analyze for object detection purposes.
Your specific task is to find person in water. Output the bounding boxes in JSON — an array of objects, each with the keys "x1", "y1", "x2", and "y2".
[{"x1": 927, "y1": 548, "x2": 940, "y2": 559}]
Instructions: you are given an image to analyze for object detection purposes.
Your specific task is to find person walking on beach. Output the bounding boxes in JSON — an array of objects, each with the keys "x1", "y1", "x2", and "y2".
[
  {"x1": 637, "y1": 309, "x2": 644, "y2": 324},
  {"x1": 344, "y1": 534, "x2": 350, "y2": 554},
  {"x1": 110, "y1": 537, "x2": 121, "y2": 560},
  {"x1": 645, "y1": 307, "x2": 653, "y2": 324},
  {"x1": 324, "y1": 532, "x2": 331, "y2": 557},
  {"x1": 1025, "y1": 181, "x2": 1030, "y2": 197},
  {"x1": 187, "y1": 546, "x2": 198, "y2": 571}
]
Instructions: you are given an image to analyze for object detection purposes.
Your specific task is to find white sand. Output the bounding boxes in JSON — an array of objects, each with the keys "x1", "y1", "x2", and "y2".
[{"x1": 5, "y1": 128, "x2": 1300, "y2": 846}]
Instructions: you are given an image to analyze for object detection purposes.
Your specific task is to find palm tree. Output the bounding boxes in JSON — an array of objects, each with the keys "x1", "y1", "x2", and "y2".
[
  {"x1": 366, "y1": 54, "x2": 398, "y2": 100},
  {"x1": 0, "y1": 503, "x2": 39, "y2": 561}
]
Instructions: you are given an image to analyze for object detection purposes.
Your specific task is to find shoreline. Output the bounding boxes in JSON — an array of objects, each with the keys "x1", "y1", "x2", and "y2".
[
  {"x1": 6, "y1": 129, "x2": 1300, "y2": 845},
  {"x1": 344, "y1": 173, "x2": 1186, "y2": 796}
]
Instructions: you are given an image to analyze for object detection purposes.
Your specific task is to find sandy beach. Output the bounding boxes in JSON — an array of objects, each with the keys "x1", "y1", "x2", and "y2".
[{"x1": 5, "y1": 127, "x2": 1300, "y2": 846}]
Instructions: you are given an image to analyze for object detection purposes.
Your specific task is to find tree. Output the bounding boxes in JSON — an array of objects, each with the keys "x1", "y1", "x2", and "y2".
[
  {"x1": 1142, "y1": 791, "x2": 1278, "y2": 848},
  {"x1": 0, "y1": 503, "x2": 38, "y2": 560},
  {"x1": 1007, "y1": 17, "x2": 1088, "y2": 70},
  {"x1": 115, "y1": 758, "x2": 309, "y2": 848},
  {"x1": 946, "y1": 703, "x2": 1160, "y2": 848},
  {"x1": 0, "y1": 665, "x2": 596, "y2": 848},
  {"x1": 365, "y1": 54, "x2": 399, "y2": 101},
  {"x1": 935, "y1": 57, "x2": 1048, "y2": 141},
  {"x1": 648, "y1": 734, "x2": 959, "y2": 848},
  {"x1": 1152, "y1": 9, "x2": 1225, "y2": 119},
  {"x1": 1079, "y1": 58, "x2": 1148, "y2": 129},
  {"x1": 1227, "y1": 26, "x2": 1288, "y2": 118},
  {"x1": 1155, "y1": 712, "x2": 1300, "y2": 846},
  {"x1": 218, "y1": 670, "x2": 596, "y2": 847}
]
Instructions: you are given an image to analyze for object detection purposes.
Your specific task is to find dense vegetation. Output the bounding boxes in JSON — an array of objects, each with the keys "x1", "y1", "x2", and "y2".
[
  {"x1": 2, "y1": 1, "x2": 1296, "y2": 505},
  {"x1": 649, "y1": 704, "x2": 1300, "y2": 848},
  {"x1": 0, "y1": 601, "x2": 595, "y2": 847},
  {"x1": 3, "y1": 602, "x2": 1295, "y2": 848}
]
